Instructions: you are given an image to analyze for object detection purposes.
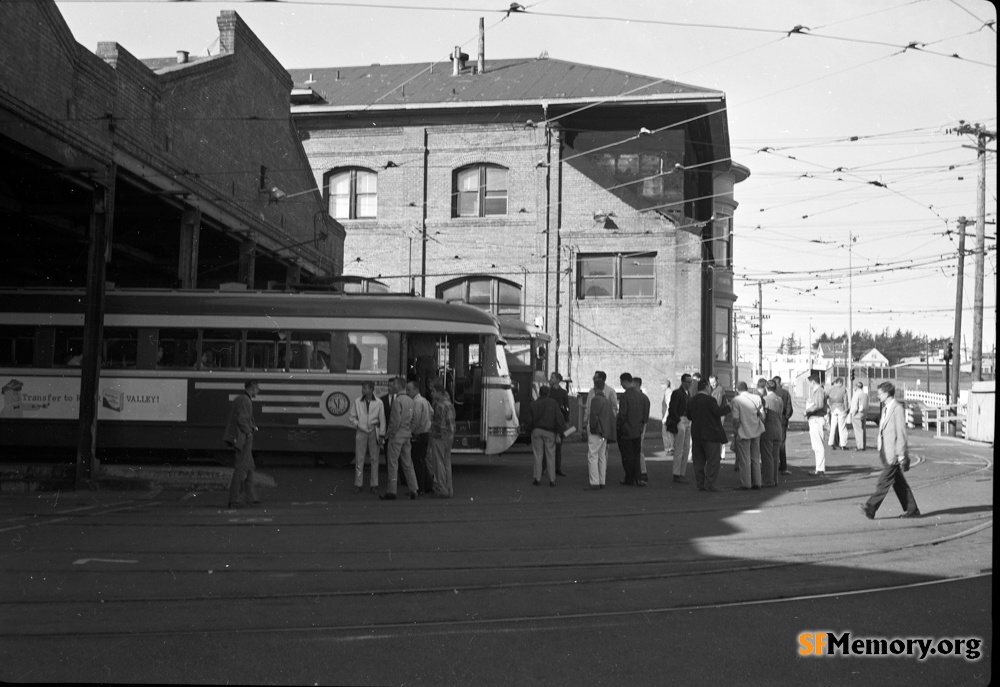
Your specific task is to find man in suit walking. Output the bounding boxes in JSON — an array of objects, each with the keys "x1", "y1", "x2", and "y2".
[{"x1": 861, "y1": 382, "x2": 920, "y2": 519}]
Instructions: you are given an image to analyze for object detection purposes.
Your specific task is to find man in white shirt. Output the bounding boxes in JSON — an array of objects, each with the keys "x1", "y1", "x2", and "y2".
[
  {"x1": 382, "y1": 377, "x2": 420, "y2": 500},
  {"x1": 584, "y1": 371, "x2": 618, "y2": 489},
  {"x1": 730, "y1": 381, "x2": 765, "y2": 489},
  {"x1": 349, "y1": 380, "x2": 385, "y2": 494},
  {"x1": 804, "y1": 374, "x2": 828, "y2": 475},
  {"x1": 849, "y1": 380, "x2": 869, "y2": 451},
  {"x1": 406, "y1": 380, "x2": 434, "y2": 494}
]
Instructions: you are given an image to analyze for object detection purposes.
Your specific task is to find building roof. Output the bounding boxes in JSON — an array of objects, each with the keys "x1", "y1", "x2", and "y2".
[
  {"x1": 815, "y1": 342, "x2": 847, "y2": 358},
  {"x1": 286, "y1": 57, "x2": 723, "y2": 111}
]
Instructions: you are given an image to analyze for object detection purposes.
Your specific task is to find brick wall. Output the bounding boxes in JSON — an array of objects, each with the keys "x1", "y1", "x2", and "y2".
[
  {"x1": 1, "y1": 2, "x2": 342, "y2": 280},
  {"x1": 298, "y1": 115, "x2": 709, "y2": 392}
]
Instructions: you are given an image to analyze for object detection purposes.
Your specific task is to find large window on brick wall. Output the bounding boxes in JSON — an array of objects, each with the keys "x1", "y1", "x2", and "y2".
[
  {"x1": 577, "y1": 253, "x2": 656, "y2": 299},
  {"x1": 453, "y1": 164, "x2": 508, "y2": 217},
  {"x1": 437, "y1": 276, "x2": 521, "y2": 317},
  {"x1": 325, "y1": 167, "x2": 377, "y2": 219}
]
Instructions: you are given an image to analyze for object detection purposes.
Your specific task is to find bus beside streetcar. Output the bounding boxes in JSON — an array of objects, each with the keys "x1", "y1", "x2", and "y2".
[{"x1": 0, "y1": 288, "x2": 519, "y2": 461}]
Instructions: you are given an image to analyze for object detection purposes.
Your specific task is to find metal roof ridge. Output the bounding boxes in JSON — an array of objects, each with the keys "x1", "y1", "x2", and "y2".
[{"x1": 291, "y1": 91, "x2": 726, "y2": 115}]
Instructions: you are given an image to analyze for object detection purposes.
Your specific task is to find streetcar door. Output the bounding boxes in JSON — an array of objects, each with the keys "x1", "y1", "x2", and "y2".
[{"x1": 409, "y1": 333, "x2": 485, "y2": 451}]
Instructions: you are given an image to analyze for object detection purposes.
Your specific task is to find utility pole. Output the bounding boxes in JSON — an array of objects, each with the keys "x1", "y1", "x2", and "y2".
[
  {"x1": 950, "y1": 216, "x2": 968, "y2": 433},
  {"x1": 758, "y1": 281, "x2": 764, "y2": 376},
  {"x1": 847, "y1": 231, "x2": 854, "y2": 384},
  {"x1": 949, "y1": 122, "x2": 997, "y2": 382},
  {"x1": 746, "y1": 280, "x2": 773, "y2": 377}
]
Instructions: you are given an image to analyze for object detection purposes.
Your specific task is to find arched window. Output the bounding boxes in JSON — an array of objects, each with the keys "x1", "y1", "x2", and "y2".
[
  {"x1": 325, "y1": 167, "x2": 377, "y2": 219},
  {"x1": 453, "y1": 164, "x2": 508, "y2": 217},
  {"x1": 437, "y1": 276, "x2": 521, "y2": 317}
]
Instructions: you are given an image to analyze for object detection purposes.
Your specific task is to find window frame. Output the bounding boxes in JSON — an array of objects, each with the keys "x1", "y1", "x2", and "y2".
[
  {"x1": 576, "y1": 252, "x2": 657, "y2": 300},
  {"x1": 714, "y1": 306, "x2": 731, "y2": 363},
  {"x1": 453, "y1": 163, "x2": 509, "y2": 218},
  {"x1": 325, "y1": 167, "x2": 378, "y2": 220},
  {"x1": 436, "y1": 275, "x2": 522, "y2": 317}
]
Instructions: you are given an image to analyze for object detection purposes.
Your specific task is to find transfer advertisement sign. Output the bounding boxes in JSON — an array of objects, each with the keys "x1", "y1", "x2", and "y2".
[{"x1": 0, "y1": 376, "x2": 187, "y2": 422}]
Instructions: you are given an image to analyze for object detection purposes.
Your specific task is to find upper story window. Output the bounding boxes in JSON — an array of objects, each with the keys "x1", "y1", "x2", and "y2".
[
  {"x1": 454, "y1": 164, "x2": 508, "y2": 217},
  {"x1": 326, "y1": 167, "x2": 377, "y2": 220},
  {"x1": 437, "y1": 276, "x2": 521, "y2": 317},
  {"x1": 577, "y1": 253, "x2": 656, "y2": 300},
  {"x1": 715, "y1": 306, "x2": 731, "y2": 363},
  {"x1": 713, "y1": 216, "x2": 733, "y2": 268}
]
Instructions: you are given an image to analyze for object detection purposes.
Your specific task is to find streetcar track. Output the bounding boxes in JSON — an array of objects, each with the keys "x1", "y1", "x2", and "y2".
[
  {"x1": 1, "y1": 569, "x2": 991, "y2": 639},
  {"x1": 1, "y1": 517, "x2": 990, "y2": 614}
]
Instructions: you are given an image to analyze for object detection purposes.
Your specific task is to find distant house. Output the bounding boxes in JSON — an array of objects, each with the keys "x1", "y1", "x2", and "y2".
[
  {"x1": 814, "y1": 342, "x2": 848, "y2": 368},
  {"x1": 858, "y1": 348, "x2": 889, "y2": 367}
]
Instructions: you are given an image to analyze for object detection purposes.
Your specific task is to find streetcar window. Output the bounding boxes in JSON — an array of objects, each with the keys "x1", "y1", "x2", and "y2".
[
  {"x1": 0, "y1": 326, "x2": 35, "y2": 367},
  {"x1": 157, "y1": 329, "x2": 197, "y2": 368},
  {"x1": 102, "y1": 328, "x2": 138, "y2": 368},
  {"x1": 347, "y1": 332, "x2": 387, "y2": 374},
  {"x1": 246, "y1": 330, "x2": 282, "y2": 370},
  {"x1": 201, "y1": 330, "x2": 240, "y2": 370},
  {"x1": 54, "y1": 327, "x2": 84, "y2": 366},
  {"x1": 289, "y1": 332, "x2": 331, "y2": 372},
  {"x1": 505, "y1": 342, "x2": 532, "y2": 366},
  {"x1": 495, "y1": 343, "x2": 510, "y2": 377}
]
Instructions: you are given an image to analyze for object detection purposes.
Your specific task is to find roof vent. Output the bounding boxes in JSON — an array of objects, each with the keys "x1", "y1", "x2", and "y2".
[{"x1": 176, "y1": 50, "x2": 189, "y2": 64}]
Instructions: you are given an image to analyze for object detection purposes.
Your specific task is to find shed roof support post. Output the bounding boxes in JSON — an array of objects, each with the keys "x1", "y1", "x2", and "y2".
[
  {"x1": 239, "y1": 238, "x2": 256, "y2": 289},
  {"x1": 76, "y1": 163, "x2": 116, "y2": 489},
  {"x1": 178, "y1": 208, "x2": 201, "y2": 289}
]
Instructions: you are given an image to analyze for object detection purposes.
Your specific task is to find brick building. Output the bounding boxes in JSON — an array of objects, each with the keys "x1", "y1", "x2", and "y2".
[
  {"x1": 1, "y1": 2, "x2": 343, "y2": 289},
  {"x1": 290, "y1": 41, "x2": 746, "y2": 391}
]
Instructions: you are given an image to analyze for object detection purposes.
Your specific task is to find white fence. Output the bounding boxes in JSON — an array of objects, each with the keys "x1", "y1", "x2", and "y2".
[{"x1": 899, "y1": 388, "x2": 967, "y2": 438}]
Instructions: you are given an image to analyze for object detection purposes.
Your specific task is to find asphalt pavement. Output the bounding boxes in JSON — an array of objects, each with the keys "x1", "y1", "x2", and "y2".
[{"x1": 0, "y1": 423, "x2": 992, "y2": 685}]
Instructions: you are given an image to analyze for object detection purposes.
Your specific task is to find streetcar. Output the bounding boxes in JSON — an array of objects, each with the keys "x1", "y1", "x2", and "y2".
[
  {"x1": 498, "y1": 316, "x2": 551, "y2": 438},
  {"x1": 0, "y1": 288, "x2": 519, "y2": 460}
]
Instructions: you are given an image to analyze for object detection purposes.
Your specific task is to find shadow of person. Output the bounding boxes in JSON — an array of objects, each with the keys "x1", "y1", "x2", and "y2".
[{"x1": 918, "y1": 505, "x2": 994, "y2": 517}]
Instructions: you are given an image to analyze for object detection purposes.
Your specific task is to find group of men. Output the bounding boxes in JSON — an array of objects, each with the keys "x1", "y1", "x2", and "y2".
[
  {"x1": 574, "y1": 371, "x2": 651, "y2": 489},
  {"x1": 804, "y1": 375, "x2": 871, "y2": 476},
  {"x1": 348, "y1": 376, "x2": 457, "y2": 500},
  {"x1": 224, "y1": 368, "x2": 920, "y2": 521},
  {"x1": 575, "y1": 370, "x2": 797, "y2": 494}
]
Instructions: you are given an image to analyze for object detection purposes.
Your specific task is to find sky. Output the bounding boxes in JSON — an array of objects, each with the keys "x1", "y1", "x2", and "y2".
[{"x1": 55, "y1": 0, "x2": 998, "y2": 361}]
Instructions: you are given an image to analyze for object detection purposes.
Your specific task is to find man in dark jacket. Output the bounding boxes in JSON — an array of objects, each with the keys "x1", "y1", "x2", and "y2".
[
  {"x1": 772, "y1": 376, "x2": 793, "y2": 474},
  {"x1": 666, "y1": 373, "x2": 693, "y2": 484},
  {"x1": 528, "y1": 385, "x2": 566, "y2": 486},
  {"x1": 548, "y1": 372, "x2": 570, "y2": 477},
  {"x1": 617, "y1": 372, "x2": 645, "y2": 486},
  {"x1": 223, "y1": 379, "x2": 260, "y2": 509},
  {"x1": 686, "y1": 379, "x2": 730, "y2": 492}
]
